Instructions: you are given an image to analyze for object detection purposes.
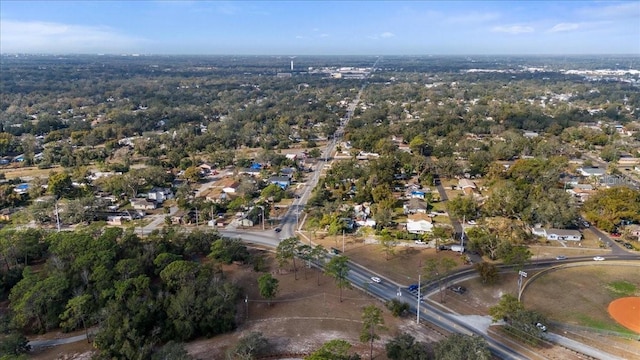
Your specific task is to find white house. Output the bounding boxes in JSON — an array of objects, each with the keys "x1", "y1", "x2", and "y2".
[
  {"x1": 131, "y1": 199, "x2": 156, "y2": 211},
  {"x1": 577, "y1": 167, "x2": 606, "y2": 177},
  {"x1": 218, "y1": 178, "x2": 240, "y2": 193},
  {"x1": 406, "y1": 213, "x2": 433, "y2": 234},
  {"x1": 532, "y1": 227, "x2": 582, "y2": 241},
  {"x1": 147, "y1": 187, "x2": 174, "y2": 203}
]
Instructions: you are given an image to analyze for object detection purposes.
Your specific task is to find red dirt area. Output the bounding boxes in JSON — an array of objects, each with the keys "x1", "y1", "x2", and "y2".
[{"x1": 608, "y1": 297, "x2": 640, "y2": 334}]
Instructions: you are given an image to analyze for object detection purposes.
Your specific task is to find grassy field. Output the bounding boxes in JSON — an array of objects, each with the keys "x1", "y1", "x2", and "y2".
[{"x1": 521, "y1": 265, "x2": 640, "y2": 334}]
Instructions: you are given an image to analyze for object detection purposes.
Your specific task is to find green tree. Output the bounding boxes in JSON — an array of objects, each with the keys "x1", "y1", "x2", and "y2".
[
  {"x1": 379, "y1": 230, "x2": 398, "y2": 261},
  {"x1": 276, "y1": 237, "x2": 300, "y2": 279},
  {"x1": 360, "y1": 305, "x2": 386, "y2": 360},
  {"x1": 209, "y1": 238, "x2": 250, "y2": 264},
  {"x1": 385, "y1": 333, "x2": 429, "y2": 360},
  {"x1": 48, "y1": 172, "x2": 73, "y2": 198},
  {"x1": 305, "y1": 339, "x2": 361, "y2": 360},
  {"x1": 59, "y1": 294, "x2": 93, "y2": 341},
  {"x1": 231, "y1": 331, "x2": 269, "y2": 360},
  {"x1": 434, "y1": 334, "x2": 490, "y2": 360},
  {"x1": 325, "y1": 255, "x2": 350, "y2": 302},
  {"x1": 310, "y1": 245, "x2": 328, "y2": 286},
  {"x1": 446, "y1": 195, "x2": 479, "y2": 221},
  {"x1": 498, "y1": 243, "x2": 532, "y2": 271},
  {"x1": 257, "y1": 273, "x2": 279, "y2": 306},
  {"x1": 422, "y1": 257, "x2": 457, "y2": 302},
  {"x1": 183, "y1": 166, "x2": 202, "y2": 184},
  {"x1": 489, "y1": 294, "x2": 524, "y2": 322},
  {"x1": 260, "y1": 183, "x2": 285, "y2": 202},
  {"x1": 583, "y1": 187, "x2": 640, "y2": 232},
  {"x1": 152, "y1": 341, "x2": 195, "y2": 360},
  {"x1": 474, "y1": 262, "x2": 499, "y2": 285},
  {"x1": 0, "y1": 332, "x2": 30, "y2": 356},
  {"x1": 296, "y1": 244, "x2": 313, "y2": 280},
  {"x1": 385, "y1": 299, "x2": 410, "y2": 317}
]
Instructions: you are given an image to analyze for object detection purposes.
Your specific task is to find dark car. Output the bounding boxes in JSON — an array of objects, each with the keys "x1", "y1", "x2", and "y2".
[
  {"x1": 448, "y1": 285, "x2": 466, "y2": 294},
  {"x1": 274, "y1": 227, "x2": 282, "y2": 233},
  {"x1": 407, "y1": 284, "x2": 419, "y2": 291},
  {"x1": 624, "y1": 242, "x2": 633, "y2": 249}
]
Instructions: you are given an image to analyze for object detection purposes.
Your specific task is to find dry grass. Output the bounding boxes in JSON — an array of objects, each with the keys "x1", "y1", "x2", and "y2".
[
  {"x1": 0, "y1": 165, "x2": 64, "y2": 180},
  {"x1": 306, "y1": 234, "x2": 470, "y2": 285}
]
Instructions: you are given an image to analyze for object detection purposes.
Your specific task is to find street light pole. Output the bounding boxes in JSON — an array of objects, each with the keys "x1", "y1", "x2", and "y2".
[{"x1": 518, "y1": 270, "x2": 528, "y2": 301}]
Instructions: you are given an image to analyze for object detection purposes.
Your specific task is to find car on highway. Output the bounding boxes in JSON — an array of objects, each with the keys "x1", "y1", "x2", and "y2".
[
  {"x1": 274, "y1": 227, "x2": 281, "y2": 233},
  {"x1": 555, "y1": 255, "x2": 567, "y2": 260},
  {"x1": 448, "y1": 285, "x2": 466, "y2": 294},
  {"x1": 593, "y1": 256, "x2": 605, "y2": 261},
  {"x1": 371, "y1": 276, "x2": 381, "y2": 283},
  {"x1": 407, "y1": 284, "x2": 419, "y2": 291},
  {"x1": 535, "y1": 322, "x2": 547, "y2": 332}
]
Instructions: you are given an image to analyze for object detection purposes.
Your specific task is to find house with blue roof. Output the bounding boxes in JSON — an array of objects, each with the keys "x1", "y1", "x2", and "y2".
[{"x1": 268, "y1": 176, "x2": 290, "y2": 189}]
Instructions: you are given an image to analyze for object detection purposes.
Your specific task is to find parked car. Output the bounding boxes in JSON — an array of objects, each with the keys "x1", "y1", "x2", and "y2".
[
  {"x1": 274, "y1": 227, "x2": 282, "y2": 233},
  {"x1": 536, "y1": 322, "x2": 547, "y2": 332},
  {"x1": 467, "y1": 220, "x2": 477, "y2": 225},
  {"x1": 593, "y1": 256, "x2": 605, "y2": 261},
  {"x1": 582, "y1": 220, "x2": 590, "y2": 227},
  {"x1": 624, "y1": 243, "x2": 633, "y2": 249},
  {"x1": 371, "y1": 276, "x2": 381, "y2": 283},
  {"x1": 414, "y1": 240, "x2": 426, "y2": 245},
  {"x1": 555, "y1": 255, "x2": 567, "y2": 260},
  {"x1": 448, "y1": 285, "x2": 466, "y2": 294}
]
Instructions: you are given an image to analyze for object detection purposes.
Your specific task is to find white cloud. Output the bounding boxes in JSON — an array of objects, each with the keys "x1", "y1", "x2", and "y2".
[
  {"x1": 295, "y1": 35, "x2": 304, "y2": 39},
  {"x1": 380, "y1": 32, "x2": 395, "y2": 38},
  {"x1": 0, "y1": 20, "x2": 146, "y2": 53},
  {"x1": 548, "y1": 23, "x2": 580, "y2": 33},
  {"x1": 491, "y1": 25, "x2": 534, "y2": 34},
  {"x1": 318, "y1": 33, "x2": 329, "y2": 38}
]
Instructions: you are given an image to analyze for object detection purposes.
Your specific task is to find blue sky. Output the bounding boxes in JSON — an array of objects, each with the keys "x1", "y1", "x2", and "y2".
[{"x1": 1, "y1": 1, "x2": 639, "y2": 55}]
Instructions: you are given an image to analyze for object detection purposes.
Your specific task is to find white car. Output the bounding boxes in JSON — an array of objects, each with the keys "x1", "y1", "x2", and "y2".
[
  {"x1": 593, "y1": 256, "x2": 605, "y2": 261},
  {"x1": 536, "y1": 322, "x2": 547, "y2": 332},
  {"x1": 370, "y1": 276, "x2": 381, "y2": 283},
  {"x1": 467, "y1": 220, "x2": 477, "y2": 225}
]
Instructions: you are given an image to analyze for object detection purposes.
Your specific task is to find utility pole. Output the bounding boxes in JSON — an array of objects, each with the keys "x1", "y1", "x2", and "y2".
[
  {"x1": 416, "y1": 274, "x2": 421, "y2": 324},
  {"x1": 257, "y1": 205, "x2": 265, "y2": 230},
  {"x1": 55, "y1": 199, "x2": 61, "y2": 232},
  {"x1": 342, "y1": 229, "x2": 345, "y2": 253}
]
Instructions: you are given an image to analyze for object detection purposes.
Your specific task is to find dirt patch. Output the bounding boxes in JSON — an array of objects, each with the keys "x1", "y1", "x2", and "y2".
[
  {"x1": 304, "y1": 234, "x2": 470, "y2": 286},
  {"x1": 185, "y1": 253, "x2": 432, "y2": 359},
  {"x1": 608, "y1": 297, "x2": 640, "y2": 334}
]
